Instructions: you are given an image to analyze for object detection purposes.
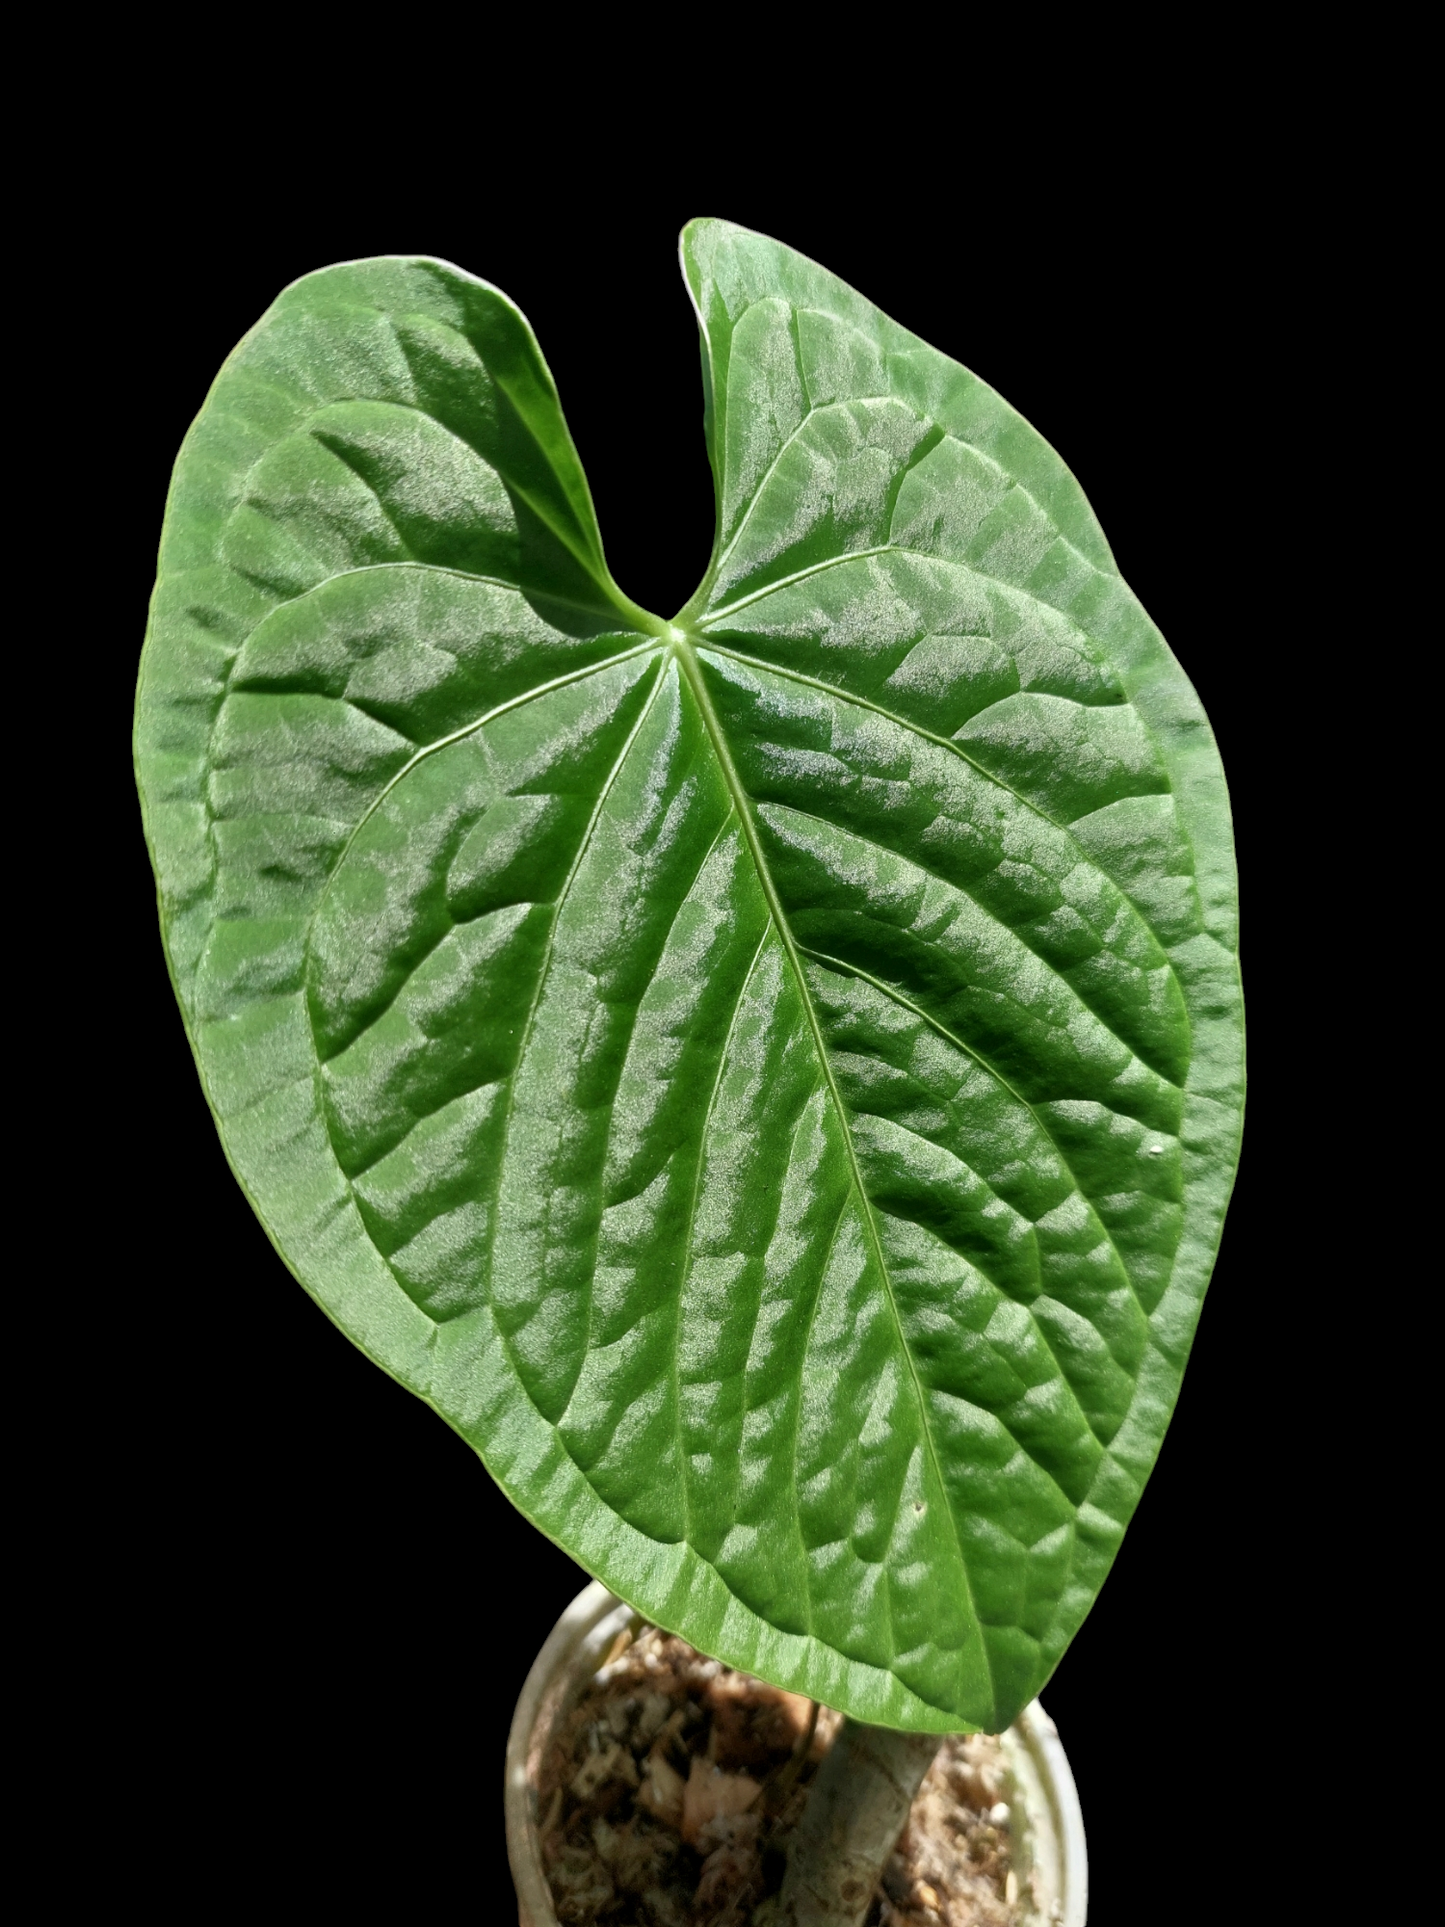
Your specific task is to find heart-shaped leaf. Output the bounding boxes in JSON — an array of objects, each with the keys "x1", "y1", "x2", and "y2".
[{"x1": 136, "y1": 222, "x2": 1243, "y2": 1732}]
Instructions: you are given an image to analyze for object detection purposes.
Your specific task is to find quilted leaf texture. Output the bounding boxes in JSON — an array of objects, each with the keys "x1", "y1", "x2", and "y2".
[{"x1": 136, "y1": 223, "x2": 1242, "y2": 1732}]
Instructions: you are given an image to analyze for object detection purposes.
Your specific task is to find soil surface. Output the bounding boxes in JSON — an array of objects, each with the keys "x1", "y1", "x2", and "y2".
[{"x1": 536, "y1": 1622, "x2": 1027, "y2": 1927}]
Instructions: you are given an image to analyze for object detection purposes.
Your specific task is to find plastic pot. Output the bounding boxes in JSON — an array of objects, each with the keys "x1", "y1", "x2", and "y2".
[{"x1": 506, "y1": 1580, "x2": 1087, "y2": 1925}]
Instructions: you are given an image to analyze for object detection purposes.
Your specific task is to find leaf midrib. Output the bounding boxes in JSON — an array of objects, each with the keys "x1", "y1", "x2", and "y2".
[{"x1": 670, "y1": 628, "x2": 994, "y2": 1712}]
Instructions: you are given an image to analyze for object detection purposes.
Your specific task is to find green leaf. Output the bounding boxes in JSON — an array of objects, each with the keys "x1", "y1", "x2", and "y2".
[{"x1": 135, "y1": 227, "x2": 1243, "y2": 1733}]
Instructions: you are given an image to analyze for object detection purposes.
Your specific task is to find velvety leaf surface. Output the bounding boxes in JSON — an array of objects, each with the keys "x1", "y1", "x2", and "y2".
[{"x1": 135, "y1": 226, "x2": 1243, "y2": 1732}]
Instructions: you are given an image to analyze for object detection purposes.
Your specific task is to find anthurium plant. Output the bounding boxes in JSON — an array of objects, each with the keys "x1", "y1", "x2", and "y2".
[{"x1": 135, "y1": 220, "x2": 1243, "y2": 1920}]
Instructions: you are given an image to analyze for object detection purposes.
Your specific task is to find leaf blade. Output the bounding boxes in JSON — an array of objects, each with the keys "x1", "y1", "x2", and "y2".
[{"x1": 137, "y1": 227, "x2": 1243, "y2": 1733}]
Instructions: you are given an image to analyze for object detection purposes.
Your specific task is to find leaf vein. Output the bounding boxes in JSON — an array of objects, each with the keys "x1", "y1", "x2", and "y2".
[{"x1": 796, "y1": 946, "x2": 1151, "y2": 1326}]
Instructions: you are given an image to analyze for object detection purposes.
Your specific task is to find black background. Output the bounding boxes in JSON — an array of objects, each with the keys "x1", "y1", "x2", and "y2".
[{"x1": 72, "y1": 137, "x2": 1321, "y2": 1921}]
